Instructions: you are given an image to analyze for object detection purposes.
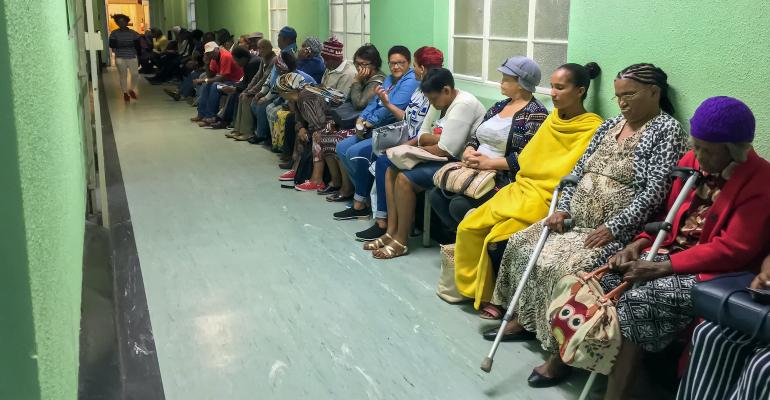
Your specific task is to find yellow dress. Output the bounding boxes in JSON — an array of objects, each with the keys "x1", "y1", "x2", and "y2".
[{"x1": 454, "y1": 110, "x2": 603, "y2": 309}]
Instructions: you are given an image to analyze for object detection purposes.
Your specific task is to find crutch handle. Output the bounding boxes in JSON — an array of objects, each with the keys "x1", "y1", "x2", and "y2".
[
  {"x1": 671, "y1": 167, "x2": 699, "y2": 180},
  {"x1": 644, "y1": 221, "x2": 672, "y2": 235},
  {"x1": 559, "y1": 174, "x2": 580, "y2": 189}
]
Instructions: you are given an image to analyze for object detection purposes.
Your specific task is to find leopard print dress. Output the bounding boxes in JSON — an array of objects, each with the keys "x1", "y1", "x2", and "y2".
[{"x1": 491, "y1": 112, "x2": 687, "y2": 353}]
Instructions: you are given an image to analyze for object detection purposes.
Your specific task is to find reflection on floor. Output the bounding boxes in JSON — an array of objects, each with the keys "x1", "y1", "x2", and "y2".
[{"x1": 104, "y1": 69, "x2": 593, "y2": 400}]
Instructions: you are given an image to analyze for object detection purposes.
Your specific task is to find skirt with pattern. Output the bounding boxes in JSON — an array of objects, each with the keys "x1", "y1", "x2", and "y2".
[{"x1": 314, "y1": 126, "x2": 357, "y2": 159}]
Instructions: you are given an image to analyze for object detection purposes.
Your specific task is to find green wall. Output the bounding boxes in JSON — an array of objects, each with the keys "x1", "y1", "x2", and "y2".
[
  {"x1": 196, "y1": 0, "x2": 269, "y2": 36},
  {"x1": 568, "y1": 0, "x2": 769, "y2": 157},
  {"x1": 0, "y1": 0, "x2": 86, "y2": 399}
]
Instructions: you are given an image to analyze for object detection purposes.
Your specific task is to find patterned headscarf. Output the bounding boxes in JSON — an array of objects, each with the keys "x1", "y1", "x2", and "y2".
[
  {"x1": 275, "y1": 52, "x2": 288, "y2": 71},
  {"x1": 276, "y1": 72, "x2": 307, "y2": 92},
  {"x1": 303, "y1": 36, "x2": 323, "y2": 57}
]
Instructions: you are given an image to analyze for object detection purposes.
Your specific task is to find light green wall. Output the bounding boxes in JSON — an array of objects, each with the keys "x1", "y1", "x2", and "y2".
[
  {"x1": 163, "y1": 0, "x2": 188, "y2": 30},
  {"x1": 196, "y1": 0, "x2": 269, "y2": 36},
  {"x1": 0, "y1": 0, "x2": 85, "y2": 399},
  {"x1": 569, "y1": 0, "x2": 769, "y2": 157}
]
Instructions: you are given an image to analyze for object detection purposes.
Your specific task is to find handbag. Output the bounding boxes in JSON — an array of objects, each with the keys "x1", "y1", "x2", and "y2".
[
  {"x1": 372, "y1": 120, "x2": 409, "y2": 154},
  {"x1": 436, "y1": 244, "x2": 466, "y2": 303},
  {"x1": 692, "y1": 272, "x2": 770, "y2": 343},
  {"x1": 385, "y1": 144, "x2": 447, "y2": 170},
  {"x1": 433, "y1": 162, "x2": 496, "y2": 200},
  {"x1": 330, "y1": 101, "x2": 361, "y2": 130},
  {"x1": 547, "y1": 265, "x2": 627, "y2": 375}
]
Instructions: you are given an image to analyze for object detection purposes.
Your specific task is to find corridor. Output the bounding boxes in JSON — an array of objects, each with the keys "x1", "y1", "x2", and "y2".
[{"x1": 103, "y1": 69, "x2": 588, "y2": 399}]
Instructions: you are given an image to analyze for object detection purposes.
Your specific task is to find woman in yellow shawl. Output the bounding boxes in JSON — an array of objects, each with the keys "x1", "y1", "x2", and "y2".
[{"x1": 454, "y1": 62, "x2": 603, "y2": 315}]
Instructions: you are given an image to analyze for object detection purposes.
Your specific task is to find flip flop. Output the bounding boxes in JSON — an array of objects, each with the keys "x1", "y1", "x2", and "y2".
[
  {"x1": 479, "y1": 303, "x2": 503, "y2": 320},
  {"x1": 326, "y1": 193, "x2": 353, "y2": 202}
]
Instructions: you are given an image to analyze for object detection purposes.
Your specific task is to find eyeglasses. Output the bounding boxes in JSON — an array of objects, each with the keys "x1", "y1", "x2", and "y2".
[
  {"x1": 613, "y1": 91, "x2": 644, "y2": 103},
  {"x1": 388, "y1": 61, "x2": 408, "y2": 67},
  {"x1": 355, "y1": 61, "x2": 373, "y2": 68}
]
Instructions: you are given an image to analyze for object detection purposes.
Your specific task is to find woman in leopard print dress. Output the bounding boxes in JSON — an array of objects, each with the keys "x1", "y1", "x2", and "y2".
[{"x1": 485, "y1": 64, "x2": 689, "y2": 388}]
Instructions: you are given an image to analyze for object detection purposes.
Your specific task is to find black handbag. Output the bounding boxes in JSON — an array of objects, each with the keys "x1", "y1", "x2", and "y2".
[
  {"x1": 330, "y1": 102, "x2": 361, "y2": 130},
  {"x1": 692, "y1": 272, "x2": 770, "y2": 343}
]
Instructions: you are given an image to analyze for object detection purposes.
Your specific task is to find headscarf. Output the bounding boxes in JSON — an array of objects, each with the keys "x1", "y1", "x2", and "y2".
[
  {"x1": 303, "y1": 37, "x2": 323, "y2": 57},
  {"x1": 276, "y1": 72, "x2": 307, "y2": 92},
  {"x1": 275, "y1": 52, "x2": 288, "y2": 71}
]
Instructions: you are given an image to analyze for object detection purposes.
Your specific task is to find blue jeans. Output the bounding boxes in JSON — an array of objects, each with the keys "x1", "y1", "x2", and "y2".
[
  {"x1": 220, "y1": 93, "x2": 238, "y2": 123},
  {"x1": 250, "y1": 101, "x2": 270, "y2": 139},
  {"x1": 178, "y1": 72, "x2": 195, "y2": 97},
  {"x1": 375, "y1": 155, "x2": 392, "y2": 219},
  {"x1": 197, "y1": 81, "x2": 234, "y2": 118},
  {"x1": 337, "y1": 136, "x2": 374, "y2": 203}
]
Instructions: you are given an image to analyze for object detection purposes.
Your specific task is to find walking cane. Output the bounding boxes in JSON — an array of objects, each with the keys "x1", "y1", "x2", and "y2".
[
  {"x1": 481, "y1": 174, "x2": 581, "y2": 373},
  {"x1": 577, "y1": 166, "x2": 702, "y2": 400}
]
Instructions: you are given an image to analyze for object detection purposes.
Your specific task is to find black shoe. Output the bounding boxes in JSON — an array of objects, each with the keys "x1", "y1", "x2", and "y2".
[
  {"x1": 355, "y1": 223, "x2": 387, "y2": 241},
  {"x1": 317, "y1": 185, "x2": 339, "y2": 195},
  {"x1": 248, "y1": 136, "x2": 267, "y2": 144},
  {"x1": 163, "y1": 88, "x2": 181, "y2": 101},
  {"x1": 333, "y1": 207, "x2": 371, "y2": 220},
  {"x1": 527, "y1": 368, "x2": 572, "y2": 388},
  {"x1": 209, "y1": 121, "x2": 228, "y2": 129},
  {"x1": 482, "y1": 327, "x2": 536, "y2": 342}
]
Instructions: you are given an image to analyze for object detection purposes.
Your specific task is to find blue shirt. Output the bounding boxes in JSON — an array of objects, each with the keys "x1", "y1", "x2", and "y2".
[
  {"x1": 297, "y1": 55, "x2": 326, "y2": 83},
  {"x1": 360, "y1": 69, "x2": 419, "y2": 128}
]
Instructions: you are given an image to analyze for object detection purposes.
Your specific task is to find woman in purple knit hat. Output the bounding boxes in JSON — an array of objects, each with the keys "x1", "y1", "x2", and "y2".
[{"x1": 601, "y1": 96, "x2": 770, "y2": 399}]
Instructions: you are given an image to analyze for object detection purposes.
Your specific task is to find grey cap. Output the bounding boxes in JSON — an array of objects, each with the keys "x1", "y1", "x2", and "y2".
[{"x1": 497, "y1": 56, "x2": 542, "y2": 93}]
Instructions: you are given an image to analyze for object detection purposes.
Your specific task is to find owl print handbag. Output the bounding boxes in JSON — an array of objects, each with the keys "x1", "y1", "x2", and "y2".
[{"x1": 546, "y1": 265, "x2": 628, "y2": 375}]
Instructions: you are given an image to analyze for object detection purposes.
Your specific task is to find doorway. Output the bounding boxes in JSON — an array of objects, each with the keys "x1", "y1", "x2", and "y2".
[{"x1": 106, "y1": 0, "x2": 151, "y2": 34}]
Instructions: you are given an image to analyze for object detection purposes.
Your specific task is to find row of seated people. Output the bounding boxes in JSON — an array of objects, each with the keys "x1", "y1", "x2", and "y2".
[{"x1": 150, "y1": 25, "x2": 770, "y2": 400}]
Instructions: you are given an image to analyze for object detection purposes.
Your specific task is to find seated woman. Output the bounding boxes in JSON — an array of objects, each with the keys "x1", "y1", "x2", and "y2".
[
  {"x1": 601, "y1": 96, "x2": 770, "y2": 399},
  {"x1": 453, "y1": 62, "x2": 604, "y2": 315},
  {"x1": 677, "y1": 254, "x2": 770, "y2": 400},
  {"x1": 364, "y1": 68, "x2": 486, "y2": 259},
  {"x1": 297, "y1": 37, "x2": 326, "y2": 83},
  {"x1": 354, "y1": 46, "x2": 444, "y2": 241},
  {"x1": 429, "y1": 56, "x2": 549, "y2": 232},
  {"x1": 313, "y1": 44, "x2": 386, "y2": 194},
  {"x1": 329, "y1": 46, "x2": 420, "y2": 218},
  {"x1": 487, "y1": 63, "x2": 688, "y2": 388}
]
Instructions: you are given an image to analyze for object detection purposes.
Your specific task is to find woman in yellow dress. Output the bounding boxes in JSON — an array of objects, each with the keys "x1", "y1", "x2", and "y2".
[{"x1": 453, "y1": 62, "x2": 604, "y2": 316}]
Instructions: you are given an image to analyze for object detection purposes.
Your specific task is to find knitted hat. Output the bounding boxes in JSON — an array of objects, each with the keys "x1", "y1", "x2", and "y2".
[
  {"x1": 497, "y1": 56, "x2": 542, "y2": 93},
  {"x1": 203, "y1": 41, "x2": 218, "y2": 53},
  {"x1": 321, "y1": 36, "x2": 344, "y2": 61},
  {"x1": 690, "y1": 96, "x2": 755, "y2": 143},
  {"x1": 303, "y1": 36, "x2": 323, "y2": 56},
  {"x1": 276, "y1": 72, "x2": 307, "y2": 92},
  {"x1": 278, "y1": 26, "x2": 297, "y2": 40}
]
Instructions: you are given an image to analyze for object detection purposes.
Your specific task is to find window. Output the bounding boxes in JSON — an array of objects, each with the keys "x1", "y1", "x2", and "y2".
[
  {"x1": 187, "y1": 0, "x2": 196, "y2": 30},
  {"x1": 269, "y1": 0, "x2": 288, "y2": 46},
  {"x1": 329, "y1": 0, "x2": 370, "y2": 60},
  {"x1": 450, "y1": 0, "x2": 570, "y2": 92}
]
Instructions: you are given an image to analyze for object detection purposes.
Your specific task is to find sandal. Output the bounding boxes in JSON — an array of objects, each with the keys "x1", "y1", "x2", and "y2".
[
  {"x1": 326, "y1": 193, "x2": 353, "y2": 202},
  {"x1": 479, "y1": 303, "x2": 504, "y2": 320},
  {"x1": 363, "y1": 233, "x2": 392, "y2": 251},
  {"x1": 372, "y1": 239, "x2": 408, "y2": 259}
]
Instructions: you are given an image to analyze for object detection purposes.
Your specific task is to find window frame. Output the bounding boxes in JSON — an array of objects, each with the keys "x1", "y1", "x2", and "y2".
[
  {"x1": 448, "y1": 0, "x2": 569, "y2": 94},
  {"x1": 268, "y1": 0, "x2": 289, "y2": 48},
  {"x1": 328, "y1": 0, "x2": 371, "y2": 60},
  {"x1": 187, "y1": 0, "x2": 196, "y2": 30}
]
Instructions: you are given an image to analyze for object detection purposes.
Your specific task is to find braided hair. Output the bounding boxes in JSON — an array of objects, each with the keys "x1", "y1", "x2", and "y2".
[{"x1": 616, "y1": 63, "x2": 675, "y2": 116}]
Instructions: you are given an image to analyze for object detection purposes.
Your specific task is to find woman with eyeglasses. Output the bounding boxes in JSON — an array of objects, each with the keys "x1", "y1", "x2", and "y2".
[
  {"x1": 308, "y1": 44, "x2": 386, "y2": 198},
  {"x1": 484, "y1": 63, "x2": 689, "y2": 389},
  {"x1": 328, "y1": 46, "x2": 420, "y2": 220}
]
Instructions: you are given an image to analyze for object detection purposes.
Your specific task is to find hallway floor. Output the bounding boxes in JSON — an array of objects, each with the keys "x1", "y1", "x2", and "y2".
[{"x1": 104, "y1": 69, "x2": 591, "y2": 400}]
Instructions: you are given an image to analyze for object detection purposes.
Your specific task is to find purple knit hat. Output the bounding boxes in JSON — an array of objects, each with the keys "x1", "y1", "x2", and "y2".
[{"x1": 690, "y1": 96, "x2": 755, "y2": 143}]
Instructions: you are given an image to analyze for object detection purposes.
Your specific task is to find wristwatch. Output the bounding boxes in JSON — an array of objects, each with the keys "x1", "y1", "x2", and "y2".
[{"x1": 204, "y1": 78, "x2": 209, "y2": 84}]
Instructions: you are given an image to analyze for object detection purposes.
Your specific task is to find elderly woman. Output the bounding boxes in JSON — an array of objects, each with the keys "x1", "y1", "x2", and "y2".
[
  {"x1": 364, "y1": 68, "x2": 486, "y2": 258},
  {"x1": 297, "y1": 36, "x2": 326, "y2": 83},
  {"x1": 486, "y1": 64, "x2": 689, "y2": 388},
  {"x1": 601, "y1": 97, "x2": 770, "y2": 399},
  {"x1": 429, "y1": 56, "x2": 549, "y2": 232},
  {"x1": 330, "y1": 46, "x2": 420, "y2": 218},
  {"x1": 677, "y1": 255, "x2": 770, "y2": 400},
  {"x1": 309, "y1": 44, "x2": 386, "y2": 194},
  {"x1": 454, "y1": 62, "x2": 603, "y2": 315},
  {"x1": 353, "y1": 46, "x2": 445, "y2": 241}
]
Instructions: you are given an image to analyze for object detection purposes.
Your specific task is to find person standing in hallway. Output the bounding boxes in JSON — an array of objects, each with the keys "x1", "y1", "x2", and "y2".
[{"x1": 109, "y1": 14, "x2": 140, "y2": 103}]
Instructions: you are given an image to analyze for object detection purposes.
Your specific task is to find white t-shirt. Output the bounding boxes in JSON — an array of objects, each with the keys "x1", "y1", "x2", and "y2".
[
  {"x1": 418, "y1": 89, "x2": 486, "y2": 158},
  {"x1": 475, "y1": 114, "x2": 514, "y2": 158}
]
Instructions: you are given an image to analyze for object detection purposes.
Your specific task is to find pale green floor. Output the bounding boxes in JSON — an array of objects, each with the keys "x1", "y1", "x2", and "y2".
[{"x1": 105, "y1": 69, "x2": 596, "y2": 400}]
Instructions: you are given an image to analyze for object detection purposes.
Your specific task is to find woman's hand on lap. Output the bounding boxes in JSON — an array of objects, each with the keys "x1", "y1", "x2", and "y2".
[{"x1": 584, "y1": 224, "x2": 614, "y2": 248}]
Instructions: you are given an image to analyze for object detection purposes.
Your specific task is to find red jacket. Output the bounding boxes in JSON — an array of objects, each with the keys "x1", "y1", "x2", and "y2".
[{"x1": 637, "y1": 150, "x2": 770, "y2": 281}]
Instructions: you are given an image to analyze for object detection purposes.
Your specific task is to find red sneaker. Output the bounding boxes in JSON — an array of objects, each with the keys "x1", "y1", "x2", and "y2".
[
  {"x1": 128, "y1": 90, "x2": 138, "y2": 100},
  {"x1": 295, "y1": 180, "x2": 326, "y2": 192},
  {"x1": 278, "y1": 170, "x2": 296, "y2": 181},
  {"x1": 123, "y1": 93, "x2": 130, "y2": 103}
]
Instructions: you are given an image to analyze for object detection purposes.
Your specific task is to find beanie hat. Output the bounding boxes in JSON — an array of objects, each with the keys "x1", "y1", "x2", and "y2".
[
  {"x1": 303, "y1": 36, "x2": 323, "y2": 56},
  {"x1": 414, "y1": 46, "x2": 444, "y2": 69},
  {"x1": 690, "y1": 96, "x2": 755, "y2": 143},
  {"x1": 278, "y1": 26, "x2": 297, "y2": 40},
  {"x1": 321, "y1": 36, "x2": 344, "y2": 61}
]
